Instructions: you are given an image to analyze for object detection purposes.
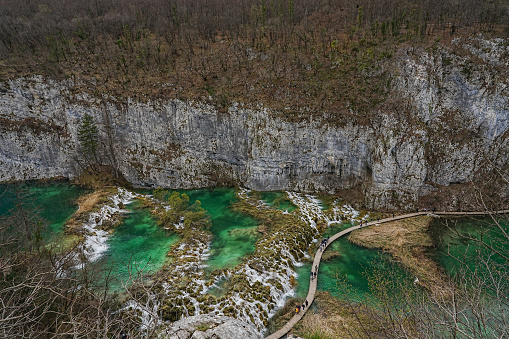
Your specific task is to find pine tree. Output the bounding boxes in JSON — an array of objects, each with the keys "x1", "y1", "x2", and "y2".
[{"x1": 77, "y1": 113, "x2": 98, "y2": 164}]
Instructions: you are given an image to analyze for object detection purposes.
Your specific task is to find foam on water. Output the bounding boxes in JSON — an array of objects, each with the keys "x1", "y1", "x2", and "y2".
[
  {"x1": 124, "y1": 188, "x2": 365, "y2": 335},
  {"x1": 124, "y1": 297, "x2": 160, "y2": 332},
  {"x1": 287, "y1": 192, "x2": 368, "y2": 229},
  {"x1": 286, "y1": 192, "x2": 322, "y2": 231},
  {"x1": 76, "y1": 188, "x2": 139, "y2": 266}
]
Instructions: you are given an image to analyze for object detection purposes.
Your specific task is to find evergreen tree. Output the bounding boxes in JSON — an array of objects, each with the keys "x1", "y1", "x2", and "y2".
[{"x1": 77, "y1": 113, "x2": 99, "y2": 163}]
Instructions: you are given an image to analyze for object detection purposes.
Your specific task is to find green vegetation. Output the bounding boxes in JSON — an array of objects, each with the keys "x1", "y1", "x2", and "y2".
[
  {"x1": 76, "y1": 112, "x2": 103, "y2": 176},
  {"x1": 152, "y1": 189, "x2": 211, "y2": 235},
  {"x1": 2, "y1": 182, "x2": 508, "y2": 338},
  {"x1": 289, "y1": 214, "x2": 509, "y2": 339},
  {"x1": 77, "y1": 113, "x2": 98, "y2": 160},
  {"x1": 152, "y1": 188, "x2": 317, "y2": 329},
  {"x1": 258, "y1": 191, "x2": 297, "y2": 212}
]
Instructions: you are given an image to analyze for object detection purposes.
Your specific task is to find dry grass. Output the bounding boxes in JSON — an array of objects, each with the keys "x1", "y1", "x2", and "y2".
[
  {"x1": 73, "y1": 165, "x2": 132, "y2": 189},
  {"x1": 65, "y1": 190, "x2": 110, "y2": 232},
  {"x1": 348, "y1": 216, "x2": 449, "y2": 293},
  {"x1": 299, "y1": 313, "x2": 347, "y2": 338},
  {"x1": 291, "y1": 291, "x2": 383, "y2": 339},
  {"x1": 349, "y1": 216, "x2": 433, "y2": 250}
]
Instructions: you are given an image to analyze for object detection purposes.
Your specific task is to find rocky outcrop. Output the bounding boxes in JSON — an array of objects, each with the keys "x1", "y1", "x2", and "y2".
[
  {"x1": 0, "y1": 36, "x2": 507, "y2": 209},
  {"x1": 368, "y1": 35, "x2": 508, "y2": 208},
  {"x1": 157, "y1": 314, "x2": 262, "y2": 339}
]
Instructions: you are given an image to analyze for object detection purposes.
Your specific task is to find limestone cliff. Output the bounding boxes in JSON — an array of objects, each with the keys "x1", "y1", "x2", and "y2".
[{"x1": 0, "y1": 36, "x2": 507, "y2": 210}]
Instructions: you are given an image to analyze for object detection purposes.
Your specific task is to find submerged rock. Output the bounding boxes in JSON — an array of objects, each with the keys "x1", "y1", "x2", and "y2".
[
  {"x1": 228, "y1": 226, "x2": 260, "y2": 238},
  {"x1": 321, "y1": 250, "x2": 341, "y2": 261},
  {"x1": 158, "y1": 314, "x2": 262, "y2": 339}
]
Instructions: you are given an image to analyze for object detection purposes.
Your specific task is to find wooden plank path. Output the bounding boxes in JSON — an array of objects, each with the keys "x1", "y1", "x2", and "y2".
[{"x1": 265, "y1": 209, "x2": 509, "y2": 339}]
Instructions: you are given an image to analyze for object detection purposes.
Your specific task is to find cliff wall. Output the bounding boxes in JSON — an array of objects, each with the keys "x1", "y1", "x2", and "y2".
[{"x1": 1, "y1": 37, "x2": 507, "y2": 209}]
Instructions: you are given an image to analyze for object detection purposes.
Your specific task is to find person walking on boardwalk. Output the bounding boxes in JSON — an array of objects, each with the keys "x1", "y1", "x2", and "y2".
[{"x1": 305, "y1": 300, "x2": 308, "y2": 307}]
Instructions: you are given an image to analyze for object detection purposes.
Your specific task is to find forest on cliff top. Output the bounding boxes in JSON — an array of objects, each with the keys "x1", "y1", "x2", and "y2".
[{"x1": 0, "y1": 0, "x2": 508, "y2": 123}]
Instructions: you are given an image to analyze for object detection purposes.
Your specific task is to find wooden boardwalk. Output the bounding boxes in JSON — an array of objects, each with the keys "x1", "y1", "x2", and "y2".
[{"x1": 265, "y1": 209, "x2": 509, "y2": 339}]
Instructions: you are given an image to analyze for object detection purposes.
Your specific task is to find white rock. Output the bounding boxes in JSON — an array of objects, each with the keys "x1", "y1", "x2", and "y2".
[{"x1": 158, "y1": 315, "x2": 262, "y2": 339}]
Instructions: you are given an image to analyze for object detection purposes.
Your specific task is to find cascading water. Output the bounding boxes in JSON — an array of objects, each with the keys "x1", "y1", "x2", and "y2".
[{"x1": 4, "y1": 181, "x2": 501, "y2": 336}]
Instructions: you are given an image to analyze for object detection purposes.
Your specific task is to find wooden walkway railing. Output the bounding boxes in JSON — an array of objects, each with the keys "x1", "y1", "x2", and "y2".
[{"x1": 265, "y1": 210, "x2": 509, "y2": 339}]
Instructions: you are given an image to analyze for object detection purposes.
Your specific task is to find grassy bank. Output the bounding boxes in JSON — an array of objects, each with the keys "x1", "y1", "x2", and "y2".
[
  {"x1": 348, "y1": 216, "x2": 448, "y2": 292},
  {"x1": 269, "y1": 291, "x2": 389, "y2": 339},
  {"x1": 65, "y1": 190, "x2": 111, "y2": 232}
]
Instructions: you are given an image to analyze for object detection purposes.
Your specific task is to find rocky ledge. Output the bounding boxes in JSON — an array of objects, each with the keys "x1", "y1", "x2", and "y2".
[
  {"x1": 0, "y1": 35, "x2": 508, "y2": 210},
  {"x1": 158, "y1": 314, "x2": 262, "y2": 339}
]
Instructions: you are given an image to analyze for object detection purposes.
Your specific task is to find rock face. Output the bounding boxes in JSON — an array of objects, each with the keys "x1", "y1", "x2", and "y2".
[
  {"x1": 157, "y1": 314, "x2": 262, "y2": 339},
  {"x1": 0, "y1": 36, "x2": 507, "y2": 209}
]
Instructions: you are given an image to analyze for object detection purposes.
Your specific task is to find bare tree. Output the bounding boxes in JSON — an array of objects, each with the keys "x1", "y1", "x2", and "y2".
[
  {"x1": 338, "y1": 209, "x2": 509, "y2": 339},
  {"x1": 0, "y1": 186, "x2": 165, "y2": 338}
]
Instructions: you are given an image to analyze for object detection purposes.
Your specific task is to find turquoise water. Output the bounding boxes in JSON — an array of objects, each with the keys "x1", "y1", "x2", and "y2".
[
  {"x1": 0, "y1": 183, "x2": 404, "y2": 299},
  {"x1": 295, "y1": 223, "x2": 410, "y2": 301},
  {"x1": 260, "y1": 191, "x2": 297, "y2": 212},
  {"x1": 0, "y1": 181, "x2": 86, "y2": 239},
  {"x1": 430, "y1": 216, "x2": 509, "y2": 278},
  {"x1": 0, "y1": 184, "x2": 259, "y2": 288},
  {"x1": 317, "y1": 196, "x2": 332, "y2": 211},
  {"x1": 296, "y1": 216, "x2": 509, "y2": 304},
  {"x1": 295, "y1": 238, "x2": 393, "y2": 300},
  {"x1": 5, "y1": 182, "x2": 506, "y2": 307},
  {"x1": 97, "y1": 201, "x2": 179, "y2": 289},
  {"x1": 0, "y1": 182, "x2": 178, "y2": 289},
  {"x1": 207, "y1": 277, "x2": 229, "y2": 297},
  {"x1": 429, "y1": 216, "x2": 509, "y2": 336},
  {"x1": 178, "y1": 188, "x2": 260, "y2": 270}
]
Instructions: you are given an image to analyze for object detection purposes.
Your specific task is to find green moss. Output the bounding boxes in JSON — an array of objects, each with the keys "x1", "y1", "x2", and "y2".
[
  {"x1": 196, "y1": 322, "x2": 214, "y2": 331},
  {"x1": 161, "y1": 305, "x2": 184, "y2": 322}
]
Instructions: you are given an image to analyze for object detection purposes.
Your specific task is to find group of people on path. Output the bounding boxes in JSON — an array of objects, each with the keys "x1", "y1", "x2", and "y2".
[
  {"x1": 295, "y1": 299, "x2": 309, "y2": 314},
  {"x1": 360, "y1": 216, "x2": 382, "y2": 227},
  {"x1": 311, "y1": 264, "x2": 318, "y2": 281},
  {"x1": 319, "y1": 237, "x2": 329, "y2": 251}
]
